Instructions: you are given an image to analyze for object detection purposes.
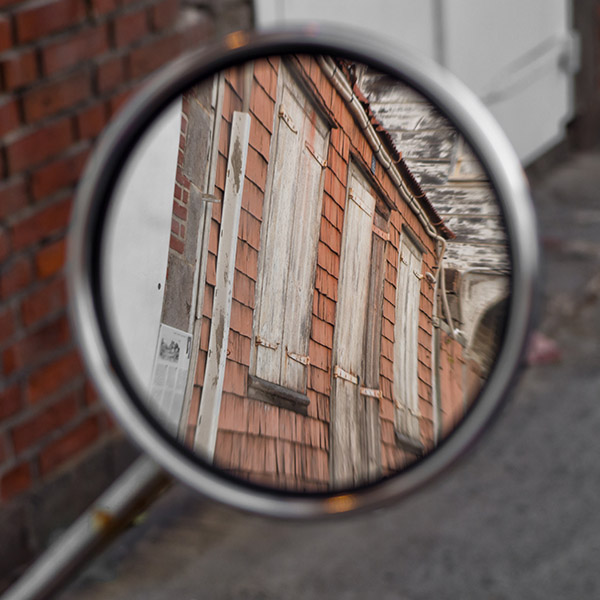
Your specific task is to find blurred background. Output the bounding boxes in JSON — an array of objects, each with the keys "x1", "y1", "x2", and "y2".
[{"x1": 0, "y1": 0, "x2": 599, "y2": 597}]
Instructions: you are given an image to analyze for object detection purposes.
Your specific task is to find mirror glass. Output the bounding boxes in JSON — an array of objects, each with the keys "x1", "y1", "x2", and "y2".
[{"x1": 101, "y1": 54, "x2": 510, "y2": 492}]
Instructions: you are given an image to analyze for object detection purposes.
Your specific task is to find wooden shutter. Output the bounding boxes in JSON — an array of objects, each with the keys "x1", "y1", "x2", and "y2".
[
  {"x1": 330, "y1": 168, "x2": 382, "y2": 487},
  {"x1": 393, "y1": 233, "x2": 423, "y2": 441},
  {"x1": 253, "y1": 69, "x2": 329, "y2": 393}
]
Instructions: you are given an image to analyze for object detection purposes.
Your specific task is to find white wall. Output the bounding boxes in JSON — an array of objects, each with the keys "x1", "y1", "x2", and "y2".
[
  {"x1": 102, "y1": 99, "x2": 181, "y2": 392},
  {"x1": 255, "y1": 0, "x2": 576, "y2": 164}
]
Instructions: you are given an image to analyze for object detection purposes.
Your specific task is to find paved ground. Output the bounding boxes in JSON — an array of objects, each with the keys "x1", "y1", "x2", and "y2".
[{"x1": 55, "y1": 150, "x2": 600, "y2": 600}]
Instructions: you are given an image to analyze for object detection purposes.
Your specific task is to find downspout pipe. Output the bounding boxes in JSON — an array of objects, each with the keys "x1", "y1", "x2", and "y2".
[{"x1": 318, "y1": 56, "x2": 457, "y2": 334}]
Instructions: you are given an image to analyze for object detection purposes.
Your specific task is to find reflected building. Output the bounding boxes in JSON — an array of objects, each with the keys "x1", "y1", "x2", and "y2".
[
  {"x1": 356, "y1": 69, "x2": 511, "y2": 433},
  {"x1": 151, "y1": 56, "x2": 497, "y2": 490}
]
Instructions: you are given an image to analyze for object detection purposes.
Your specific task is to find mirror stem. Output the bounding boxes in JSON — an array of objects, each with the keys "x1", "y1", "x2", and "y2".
[{"x1": 1, "y1": 457, "x2": 170, "y2": 600}]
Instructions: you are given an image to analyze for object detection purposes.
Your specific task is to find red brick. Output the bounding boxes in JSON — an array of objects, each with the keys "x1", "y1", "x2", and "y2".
[
  {"x1": 0, "y1": 227, "x2": 10, "y2": 263},
  {"x1": 149, "y1": 0, "x2": 179, "y2": 31},
  {"x1": 95, "y1": 55, "x2": 126, "y2": 94},
  {"x1": 0, "y1": 178, "x2": 28, "y2": 219},
  {"x1": 84, "y1": 379, "x2": 98, "y2": 407},
  {"x1": 0, "y1": 48, "x2": 38, "y2": 91},
  {"x1": 11, "y1": 393, "x2": 79, "y2": 453},
  {"x1": 99, "y1": 409, "x2": 117, "y2": 432},
  {"x1": 0, "y1": 97, "x2": 20, "y2": 137},
  {"x1": 172, "y1": 199, "x2": 187, "y2": 220},
  {"x1": 90, "y1": 0, "x2": 116, "y2": 16},
  {"x1": 107, "y1": 86, "x2": 137, "y2": 116},
  {"x1": 128, "y1": 31, "x2": 182, "y2": 79},
  {"x1": 31, "y1": 145, "x2": 90, "y2": 200},
  {"x1": 169, "y1": 234, "x2": 184, "y2": 254},
  {"x1": 0, "y1": 255, "x2": 33, "y2": 300},
  {"x1": 0, "y1": 385, "x2": 22, "y2": 419},
  {"x1": 15, "y1": 0, "x2": 86, "y2": 43},
  {"x1": 23, "y1": 70, "x2": 91, "y2": 122},
  {"x1": 6, "y1": 118, "x2": 73, "y2": 173},
  {"x1": 21, "y1": 276, "x2": 66, "y2": 327},
  {"x1": 11, "y1": 196, "x2": 72, "y2": 251},
  {"x1": 180, "y1": 14, "x2": 213, "y2": 50},
  {"x1": 40, "y1": 415, "x2": 100, "y2": 475},
  {"x1": 2, "y1": 315, "x2": 70, "y2": 375},
  {"x1": 114, "y1": 7, "x2": 149, "y2": 48},
  {"x1": 42, "y1": 25, "x2": 109, "y2": 76},
  {"x1": 0, "y1": 305, "x2": 16, "y2": 345},
  {"x1": 0, "y1": 16, "x2": 11, "y2": 52},
  {"x1": 35, "y1": 238, "x2": 66, "y2": 278},
  {"x1": 1, "y1": 462, "x2": 32, "y2": 500},
  {"x1": 76, "y1": 102, "x2": 107, "y2": 139}
]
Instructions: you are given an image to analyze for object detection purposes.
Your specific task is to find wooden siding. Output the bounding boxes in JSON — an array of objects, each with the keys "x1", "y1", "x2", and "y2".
[{"x1": 172, "y1": 56, "x2": 448, "y2": 490}]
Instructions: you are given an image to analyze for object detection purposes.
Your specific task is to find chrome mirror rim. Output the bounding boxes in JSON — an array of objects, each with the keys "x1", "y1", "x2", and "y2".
[{"x1": 68, "y1": 26, "x2": 539, "y2": 518}]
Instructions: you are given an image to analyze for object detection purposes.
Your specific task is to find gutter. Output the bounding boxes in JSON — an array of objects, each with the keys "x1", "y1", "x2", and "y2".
[
  {"x1": 318, "y1": 55, "x2": 457, "y2": 338},
  {"x1": 317, "y1": 55, "x2": 454, "y2": 242}
]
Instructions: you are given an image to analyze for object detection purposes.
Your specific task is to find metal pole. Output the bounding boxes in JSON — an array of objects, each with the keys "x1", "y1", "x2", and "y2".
[{"x1": 1, "y1": 456, "x2": 171, "y2": 600}]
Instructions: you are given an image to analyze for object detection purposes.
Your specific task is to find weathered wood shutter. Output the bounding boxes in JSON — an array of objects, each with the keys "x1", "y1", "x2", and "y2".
[
  {"x1": 393, "y1": 233, "x2": 423, "y2": 441},
  {"x1": 253, "y1": 69, "x2": 329, "y2": 394},
  {"x1": 330, "y1": 168, "x2": 382, "y2": 487}
]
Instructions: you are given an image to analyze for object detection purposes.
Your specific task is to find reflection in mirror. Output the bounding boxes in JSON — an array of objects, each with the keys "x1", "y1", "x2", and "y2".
[{"x1": 102, "y1": 54, "x2": 510, "y2": 492}]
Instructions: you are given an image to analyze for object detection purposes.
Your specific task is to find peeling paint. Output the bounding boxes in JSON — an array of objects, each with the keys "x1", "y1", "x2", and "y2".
[{"x1": 230, "y1": 136, "x2": 242, "y2": 193}]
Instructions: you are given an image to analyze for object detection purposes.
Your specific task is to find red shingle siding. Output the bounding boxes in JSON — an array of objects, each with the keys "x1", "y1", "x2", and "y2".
[{"x1": 176, "y1": 56, "x2": 451, "y2": 489}]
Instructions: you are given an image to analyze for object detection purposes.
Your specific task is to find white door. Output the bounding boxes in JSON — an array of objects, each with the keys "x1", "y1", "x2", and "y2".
[{"x1": 254, "y1": 0, "x2": 576, "y2": 165}]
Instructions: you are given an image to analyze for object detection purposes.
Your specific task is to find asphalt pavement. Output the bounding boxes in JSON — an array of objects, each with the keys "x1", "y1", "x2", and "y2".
[{"x1": 57, "y1": 149, "x2": 600, "y2": 600}]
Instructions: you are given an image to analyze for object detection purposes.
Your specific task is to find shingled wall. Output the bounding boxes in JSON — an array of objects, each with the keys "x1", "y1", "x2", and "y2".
[{"x1": 176, "y1": 56, "x2": 443, "y2": 491}]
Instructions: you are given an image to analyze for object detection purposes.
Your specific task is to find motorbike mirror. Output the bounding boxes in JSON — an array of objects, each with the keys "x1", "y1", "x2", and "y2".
[{"x1": 68, "y1": 28, "x2": 538, "y2": 517}]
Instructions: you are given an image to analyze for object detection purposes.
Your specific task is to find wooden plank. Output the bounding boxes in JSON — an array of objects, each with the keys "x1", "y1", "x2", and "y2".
[
  {"x1": 281, "y1": 104, "x2": 329, "y2": 392},
  {"x1": 194, "y1": 110, "x2": 251, "y2": 460},
  {"x1": 363, "y1": 230, "x2": 386, "y2": 389},
  {"x1": 393, "y1": 233, "x2": 422, "y2": 441},
  {"x1": 253, "y1": 66, "x2": 330, "y2": 396},
  {"x1": 330, "y1": 166, "x2": 382, "y2": 487},
  {"x1": 179, "y1": 74, "x2": 224, "y2": 440},
  {"x1": 253, "y1": 81, "x2": 304, "y2": 385}
]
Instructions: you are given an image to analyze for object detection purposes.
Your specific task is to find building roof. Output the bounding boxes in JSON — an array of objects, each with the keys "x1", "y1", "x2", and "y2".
[{"x1": 336, "y1": 59, "x2": 454, "y2": 240}]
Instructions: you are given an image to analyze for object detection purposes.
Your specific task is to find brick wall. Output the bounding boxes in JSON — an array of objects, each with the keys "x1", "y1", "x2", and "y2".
[{"x1": 0, "y1": 0, "x2": 251, "y2": 584}]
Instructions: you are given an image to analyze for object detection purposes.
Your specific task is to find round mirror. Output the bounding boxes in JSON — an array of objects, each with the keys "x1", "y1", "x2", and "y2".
[{"x1": 69, "y1": 29, "x2": 538, "y2": 516}]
